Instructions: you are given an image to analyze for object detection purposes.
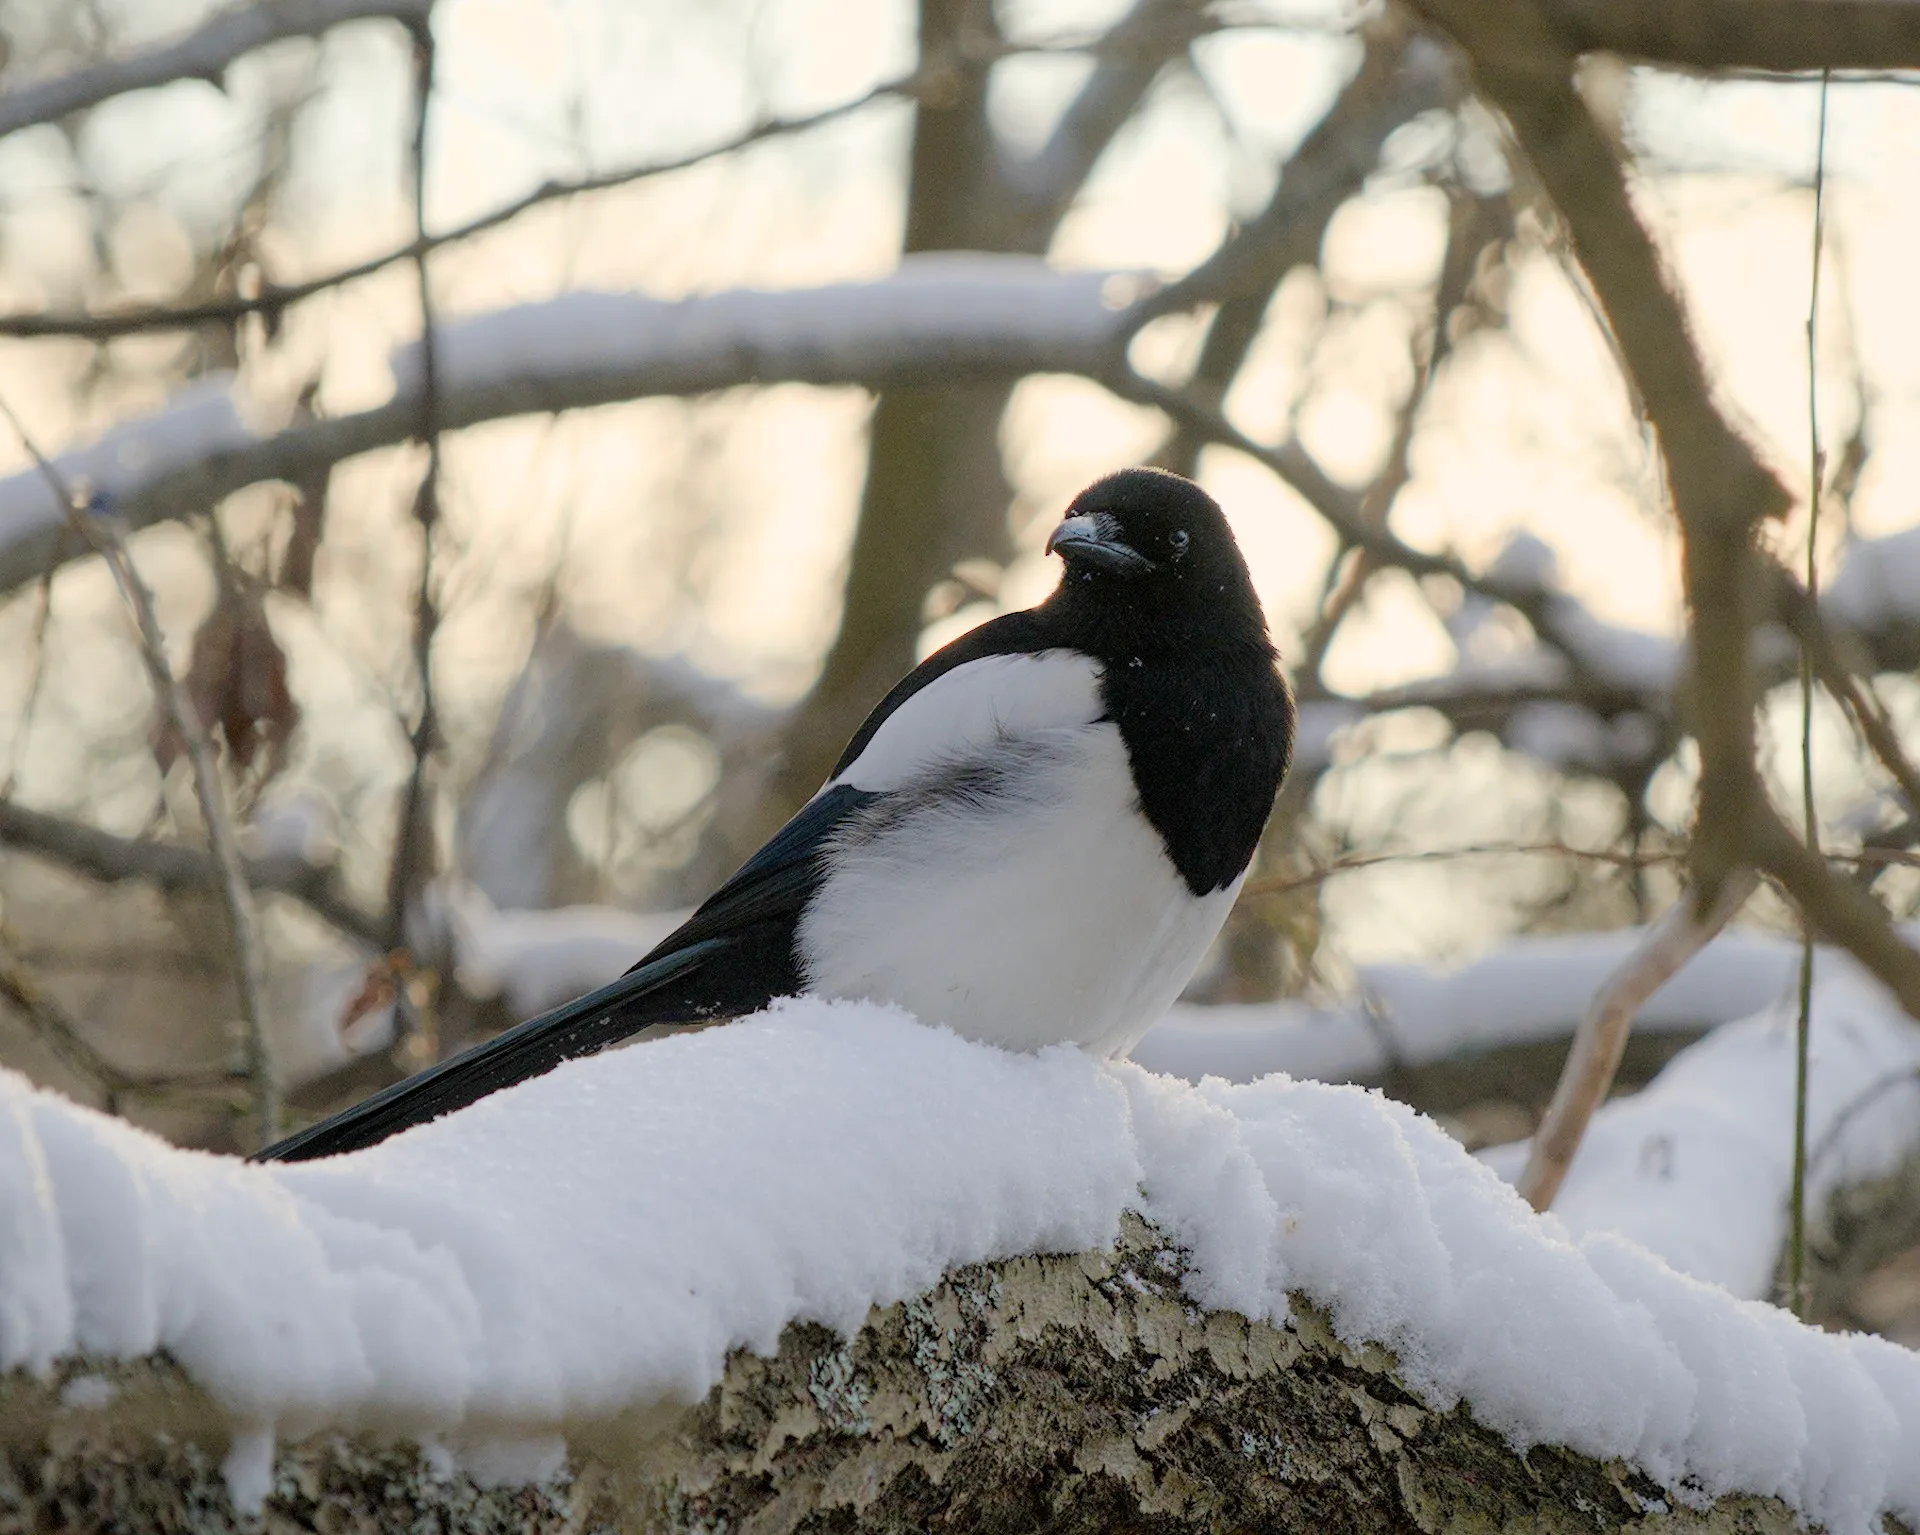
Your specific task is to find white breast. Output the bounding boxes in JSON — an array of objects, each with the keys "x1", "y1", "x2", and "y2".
[{"x1": 797, "y1": 719, "x2": 1240, "y2": 1056}]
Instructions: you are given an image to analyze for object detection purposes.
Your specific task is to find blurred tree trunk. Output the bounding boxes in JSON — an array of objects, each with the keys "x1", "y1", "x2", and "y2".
[{"x1": 762, "y1": 0, "x2": 1201, "y2": 824}]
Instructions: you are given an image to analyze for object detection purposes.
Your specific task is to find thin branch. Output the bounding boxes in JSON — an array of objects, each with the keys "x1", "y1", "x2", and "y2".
[
  {"x1": 1242, "y1": 839, "x2": 1680, "y2": 897},
  {"x1": 0, "y1": 398, "x2": 281, "y2": 1145},
  {"x1": 0, "y1": 936, "x2": 250, "y2": 1102},
  {"x1": 1517, "y1": 869, "x2": 1757, "y2": 1212},
  {"x1": 0, "y1": 543, "x2": 65, "y2": 799},
  {"x1": 78, "y1": 509, "x2": 281, "y2": 1145},
  {"x1": 0, "y1": 798, "x2": 379, "y2": 945},
  {"x1": 1808, "y1": 1066, "x2": 1920, "y2": 1176},
  {"x1": 1787, "y1": 70, "x2": 1832, "y2": 1320},
  {"x1": 384, "y1": 18, "x2": 442, "y2": 951},
  {"x1": 1755, "y1": 801, "x2": 1920, "y2": 1019},
  {"x1": 0, "y1": 933, "x2": 131, "y2": 1094},
  {"x1": 1008, "y1": 0, "x2": 1214, "y2": 233},
  {"x1": 1130, "y1": 26, "x2": 1460, "y2": 328},
  {"x1": 1773, "y1": 568, "x2": 1920, "y2": 818},
  {"x1": 0, "y1": 0, "x2": 432, "y2": 141},
  {"x1": 0, "y1": 71, "x2": 917, "y2": 340}
]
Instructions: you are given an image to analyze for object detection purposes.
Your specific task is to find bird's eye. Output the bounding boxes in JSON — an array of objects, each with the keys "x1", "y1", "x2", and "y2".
[{"x1": 1168, "y1": 529, "x2": 1190, "y2": 561}]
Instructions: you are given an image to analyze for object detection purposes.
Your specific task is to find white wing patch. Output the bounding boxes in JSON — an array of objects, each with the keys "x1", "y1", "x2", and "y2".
[{"x1": 828, "y1": 650, "x2": 1105, "y2": 794}]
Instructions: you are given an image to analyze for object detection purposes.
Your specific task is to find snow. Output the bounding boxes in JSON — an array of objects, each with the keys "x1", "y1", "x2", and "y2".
[
  {"x1": 433, "y1": 880, "x2": 686, "y2": 1018},
  {"x1": 390, "y1": 254, "x2": 1132, "y2": 398},
  {"x1": 1481, "y1": 968, "x2": 1920, "y2": 1298},
  {"x1": 1289, "y1": 699, "x2": 1362, "y2": 771},
  {"x1": 1135, "y1": 925, "x2": 1806, "y2": 1084},
  {"x1": 1483, "y1": 531, "x2": 1681, "y2": 694},
  {"x1": 0, "y1": 377, "x2": 249, "y2": 543},
  {"x1": 1827, "y1": 524, "x2": 1920, "y2": 630},
  {"x1": 4, "y1": 994, "x2": 1920, "y2": 1531}
]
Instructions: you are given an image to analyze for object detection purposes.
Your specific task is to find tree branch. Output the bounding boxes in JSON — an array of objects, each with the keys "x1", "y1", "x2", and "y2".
[
  {"x1": 1402, "y1": 1, "x2": 1781, "y2": 885},
  {"x1": 0, "y1": 1216, "x2": 1832, "y2": 1534},
  {"x1": 1005, "y1": 0, "x2": 1211, "y2": 235},
  {"x1": 0, "y1": 0, "x2": 433, "y2": 141},
  {"x1": 384, "y1": 16, "x2": 443, "y2": 951},
  {"x1": 72, "y1": 507, "x2": 281, "y2": 1145},
  {"x1": 1133, "y1": 25, "x2": 1460, "y2": 328},
  {"x1": 0, "y1": 264, "x2": 1132, "y2": 595},
  {"x1": 0, "y1": 789, "x2": 378, "y2": 948},
  {"x1": 1517, "y1": 870, "x2": 1757, "y2": 1212},
  {"x1": 0, "y1": 72, "x2": 918, "y2": 341},
  {"x1": 1542, "y1": 0, "x2": 1920, "y2": 74}
]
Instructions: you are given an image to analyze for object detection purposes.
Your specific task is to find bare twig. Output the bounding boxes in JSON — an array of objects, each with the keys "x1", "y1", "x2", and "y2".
[
  {"x1": 384, "y1": 18, "x2": 442, "y2": 951},
  {"x1": 1298, "y1": 185, "x2": 1507, "y2": 682},
  {"x1": 1010, "y1": 0, "x2": 1215, "y2": 233},
  {"x1": 80, "y1": 511, "x2": 281, "y2": 1144},
  {"x1": 0, "y1": 545, "x2": 66, "y2": 799},
  {"x1": 0, "y1": 71, "x2": 917, "y2": 341},
  {"x1": 1518, "y1": 869, "x2": 1758, "y2": 1212},
  {"x1": 0, "y1": 798, "x2": 379, "y2": 945},
  {"x1": 0, "y1": 935, "x2": 252, "y2": 1105},
  {"x1": 1787, "y1": 71, "x2": 1832, "y2": 1319},
  {"x1": 1808, "y1": 1066, "x2": 1920, "y2": 1176},
  {"x1": 0, "y1": 0, "x2": 433, "y2": 140},
  {"x1": 0, "y1": 934, "x2": 131, "y2": 1095},
  {"x1": 1242, "y1": 839, "x2": 1680, "y2": 897},
  {"x1": 1773, "y1": 568, "x2": 1920, "y2": 817},
  {"x1": 0, "y1": 399, "x2": 280, "y2": 1145}
]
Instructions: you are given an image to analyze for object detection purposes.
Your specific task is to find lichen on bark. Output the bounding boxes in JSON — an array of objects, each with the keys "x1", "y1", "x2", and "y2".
[{"x1": 0, "y1": 1215, "x2": 1857, "y2": 1534}]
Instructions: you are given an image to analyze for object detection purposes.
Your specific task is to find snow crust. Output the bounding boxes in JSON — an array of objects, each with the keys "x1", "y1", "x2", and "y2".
[{"x1": 3, "y1": 995, "x2": 1919, "y2": 1532}]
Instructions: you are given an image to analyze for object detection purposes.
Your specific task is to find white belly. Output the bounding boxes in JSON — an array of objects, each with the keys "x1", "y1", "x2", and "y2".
[{"x1": 795, "y1": 723, "x2": 1240, "y2": 1055}]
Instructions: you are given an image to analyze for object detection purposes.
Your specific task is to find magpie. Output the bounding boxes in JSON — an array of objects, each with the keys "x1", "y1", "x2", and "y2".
[{"x1": 258, "y1": 467, "x2": 1294, "y2": 1162}]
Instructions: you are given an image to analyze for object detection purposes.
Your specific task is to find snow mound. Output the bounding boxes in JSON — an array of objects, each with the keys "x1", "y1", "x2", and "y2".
[{"x1": 2, "y1": 996, "x2": 1918, "y2": 1533}]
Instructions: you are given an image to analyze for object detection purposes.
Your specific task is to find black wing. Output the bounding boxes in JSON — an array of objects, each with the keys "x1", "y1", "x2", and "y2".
[{"x1": 253, "y1": 784, "x2": 877, "y2": 1163}]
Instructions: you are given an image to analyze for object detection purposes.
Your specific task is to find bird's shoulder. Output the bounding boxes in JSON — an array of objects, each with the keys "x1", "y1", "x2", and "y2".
[{"x1": 827, "y1": 610, "x2": 1105, "y2": 792}]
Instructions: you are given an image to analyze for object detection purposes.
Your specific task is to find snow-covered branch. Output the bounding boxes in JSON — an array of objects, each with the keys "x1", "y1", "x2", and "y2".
[
  {"x1": 0, "y1": 258, "x2": 1134, "y2": 596},
  {"x1": 2, "y1": 1003, "x2": 1917, "y2": 1532},
  {"x1": 0, "y1": 0, "x2": 432, "y2": 142},
  {"x1": 1483, "y1": 965, "x2": 1920, "y2": 1302}
]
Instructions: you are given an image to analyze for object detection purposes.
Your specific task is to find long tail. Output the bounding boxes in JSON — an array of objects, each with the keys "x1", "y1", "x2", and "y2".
[{"x1": 253, "y1": 940, "x2": 726, "y2": 1163}]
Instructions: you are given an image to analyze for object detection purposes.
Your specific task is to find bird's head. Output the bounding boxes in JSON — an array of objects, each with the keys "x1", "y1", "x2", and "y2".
[{"x1": 1045, "y1": 468, "x2": 1266, "y2": 640}]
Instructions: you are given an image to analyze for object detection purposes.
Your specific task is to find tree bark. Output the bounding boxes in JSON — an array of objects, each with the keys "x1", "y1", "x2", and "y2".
[{"x1": 0, "y1": 1215, "x2": 1828, "y2": 1533}]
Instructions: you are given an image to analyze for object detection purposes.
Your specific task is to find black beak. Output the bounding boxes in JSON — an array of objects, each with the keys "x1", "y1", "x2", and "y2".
[{"x1": 1047, "y1": 513, "x2": 1155, "y2": 576}]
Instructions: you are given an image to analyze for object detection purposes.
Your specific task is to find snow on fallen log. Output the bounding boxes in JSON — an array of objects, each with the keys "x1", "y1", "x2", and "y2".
[
  {"x1": 1479, "y1": 967, "x2": 1920, "y2": 1298},
  {"x1": 1828, "y1": 523, "x2": 1920, "y2": 632},
  {"x1": 2, "y1": 1000, "x2": 1918, "y2": 1533},
  {"x1": 1134, "y1": 925, "x2": 1807, "y2": 1084}
]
